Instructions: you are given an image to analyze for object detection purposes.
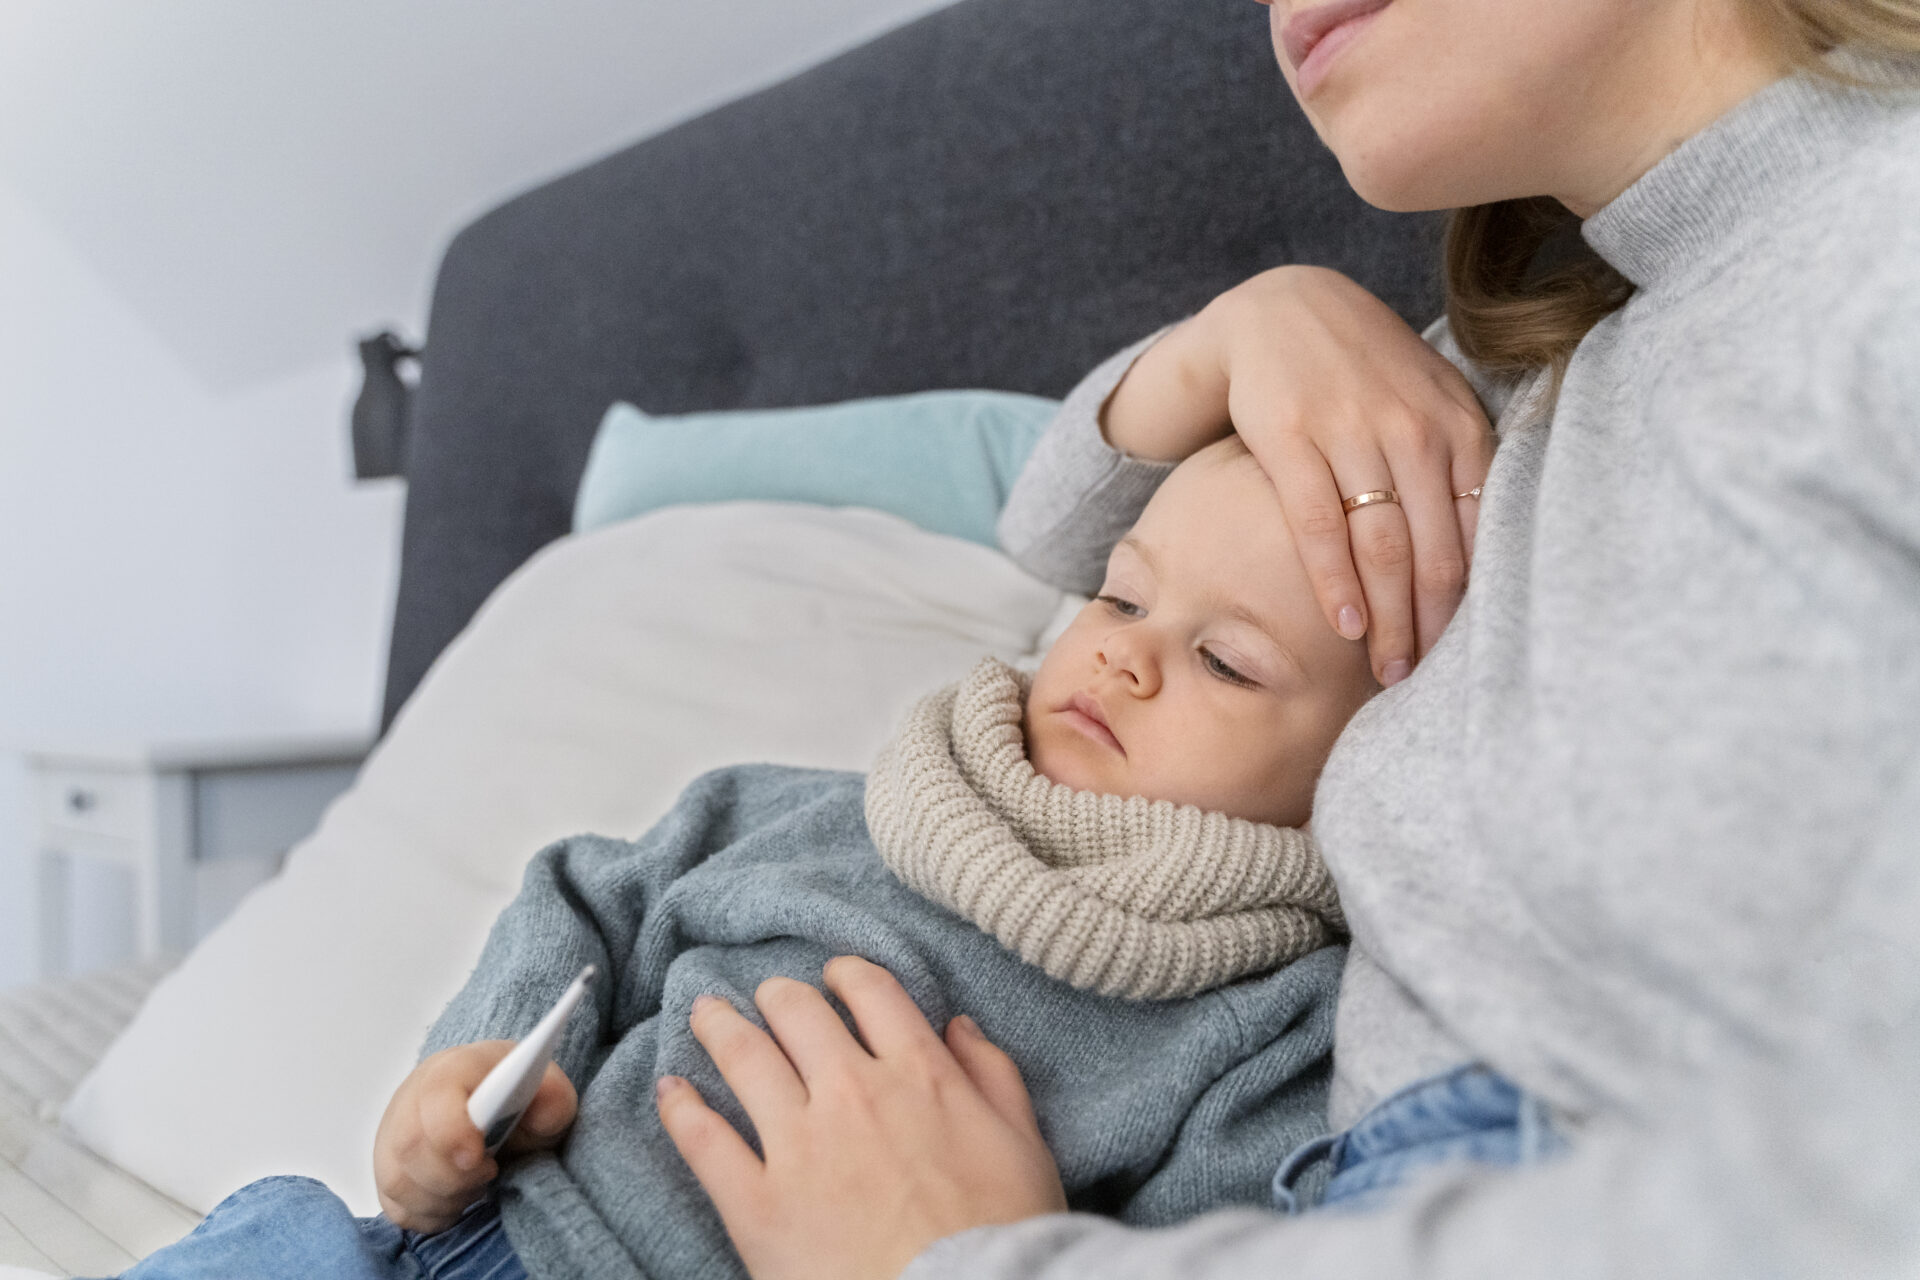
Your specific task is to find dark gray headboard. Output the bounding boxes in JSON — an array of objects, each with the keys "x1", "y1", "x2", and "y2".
[{"x1": 383, "y1": 0, "x2": 1444, "y2": 729}]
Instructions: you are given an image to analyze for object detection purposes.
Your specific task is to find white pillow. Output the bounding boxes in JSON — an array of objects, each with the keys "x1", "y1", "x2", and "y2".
[{"x1": 62, "y1": 502, "x2": 1064, "y2": 1216}]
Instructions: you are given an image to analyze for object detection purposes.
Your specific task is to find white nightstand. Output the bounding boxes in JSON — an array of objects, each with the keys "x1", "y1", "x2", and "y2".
[{"x1": 27, "y1": 732, "x2": 372, "y2": 976}]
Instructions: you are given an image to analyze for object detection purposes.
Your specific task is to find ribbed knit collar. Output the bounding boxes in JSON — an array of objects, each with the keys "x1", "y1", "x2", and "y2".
[
  {"x1": 864, "y1": 658, "x2": 1343, "y2": 1000},
  {"x1": 1582, "y1": 61, "x2": 1917, "y2": 292}
]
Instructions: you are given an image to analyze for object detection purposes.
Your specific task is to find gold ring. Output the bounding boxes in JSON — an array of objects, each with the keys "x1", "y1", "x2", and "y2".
[
  {"x1": 1341, "y1": 489, "x2": 1399, "y2": 514},
  {"x1": 1453, "y1": 485, "x2": 1483, "y2": 500}
]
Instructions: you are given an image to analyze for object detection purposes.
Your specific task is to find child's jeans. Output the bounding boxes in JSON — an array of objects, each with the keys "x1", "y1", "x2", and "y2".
[
  {"x1": 96, "y1": 1175, "x2": 527, "y2": 1280},
  {"x1": 1271, "y1": 1062, "x2": 1566, "y2": 1214}
]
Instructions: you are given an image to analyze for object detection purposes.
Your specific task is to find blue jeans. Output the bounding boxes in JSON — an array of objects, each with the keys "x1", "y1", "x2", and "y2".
[
  {"x1": 102, "y1": 1176, "x2": 528, "y2": 1279},
  {"x1": 1272, "y1": 1063, "x2": 1565, "y2": 1214}
]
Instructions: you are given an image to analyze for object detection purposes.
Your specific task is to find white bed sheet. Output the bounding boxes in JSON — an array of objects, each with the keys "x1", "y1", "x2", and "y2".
[{"x1": 0, "y1": 962, "x2": 198, "y2": 1277}]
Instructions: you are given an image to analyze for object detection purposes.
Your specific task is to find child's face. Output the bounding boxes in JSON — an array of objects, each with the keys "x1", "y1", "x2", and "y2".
[{"x1": 1026, "y1": 442, "x2": 1379, "y2": 827}]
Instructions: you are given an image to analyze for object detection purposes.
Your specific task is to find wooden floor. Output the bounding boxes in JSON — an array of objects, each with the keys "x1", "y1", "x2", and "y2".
[{"x1": 0, "y1": 963, "x2": 201, "y2": 1277}]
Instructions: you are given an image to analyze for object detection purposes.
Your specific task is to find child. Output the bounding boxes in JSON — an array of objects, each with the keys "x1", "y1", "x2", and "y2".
[{"x1": 108, "y1": 437, "x2": 1377, "y2": 1280}]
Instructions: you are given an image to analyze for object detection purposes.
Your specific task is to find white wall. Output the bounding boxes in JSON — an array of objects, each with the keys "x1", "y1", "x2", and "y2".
[
  {"x1": 0, "y1": 0, "x2": 958, "y2": 989},
  {"x1": 0, "y1": 185, "x2": 403, "y2": 983},
  {"x1": 0, "y1": 0, "x2": 961, "y2": 393}
]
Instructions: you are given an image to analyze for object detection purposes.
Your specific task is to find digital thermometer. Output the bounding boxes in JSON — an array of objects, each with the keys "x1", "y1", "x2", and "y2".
[{"x1": 467, "y1": 965, "x2": 596, "y2": 1155}]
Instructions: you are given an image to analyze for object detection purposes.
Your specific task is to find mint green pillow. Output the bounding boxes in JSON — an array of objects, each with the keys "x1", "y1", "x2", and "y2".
[{"x1": 572, "y1": 390, "x2": 1059, "y2": 547}]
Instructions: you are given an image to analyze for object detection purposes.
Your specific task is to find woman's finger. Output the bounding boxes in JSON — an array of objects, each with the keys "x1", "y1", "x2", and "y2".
[
  {"x1": 1455, "y1": 494, "x2": 1481, "y2": 565},
  {"x1": 1450, "y1": 426, "x2": 1496, "y2": 565},
  {"x1": 689, "y1": 993, "x2": 811, "y2": 1119},
  {"x1": 822, "y1": 955, "x2": 949, "y2": 1063},
  {"x1": 1324, "y1": 441, "x2": 1416, "y2": 685},
  {"x1": 1394, "y1": 448, "x2": 1469, "y2": 658},
  {"x1": 1260, "y1": 430, "x2": 1370, "y2": 642},
  {"x1": 943, "y1": 1016, "x2": 1044, "y2": 1143},
  {"x1": 674, "y1": 962, "x2": 1070, "y2": 1280},
  {"x1": 1348, "y1": 503, "x2": 1418, "y2": 684},
  {"x1": 656, "y1": 1075, "x2": 767, "y2": 1220},
  {"x1": 753, "y1": 976, "x2": 879, "y2": 1086}
]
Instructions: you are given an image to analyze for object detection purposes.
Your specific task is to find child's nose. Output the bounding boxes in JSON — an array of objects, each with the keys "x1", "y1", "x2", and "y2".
[{"x1": 1095, "y1": 633, "x2": 1163, "y2": 697}]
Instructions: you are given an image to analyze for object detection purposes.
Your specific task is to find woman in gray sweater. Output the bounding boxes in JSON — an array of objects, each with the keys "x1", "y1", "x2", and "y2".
[{"x1": 655, "y1": 2, "x2": 1920, "y2": 1278}]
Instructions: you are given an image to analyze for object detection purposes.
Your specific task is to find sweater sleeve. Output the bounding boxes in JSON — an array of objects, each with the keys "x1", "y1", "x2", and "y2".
[
  {"x1": 903, "y1": 749, "x2": 1920, "y2": 1280},
  {"x1": 418, "y1": 834, "x2": 658, "y2": 1092},
  {"x1": 995, "y1": 328, "x2": 1179, "y2": 595},
  {"x1": 419, "y1": 771, "x2": 757, "y2": 1090}
]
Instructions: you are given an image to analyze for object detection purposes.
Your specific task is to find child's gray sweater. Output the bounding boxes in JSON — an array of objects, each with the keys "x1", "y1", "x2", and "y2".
[{"x1": 422, "y1": 765, "x2": 1342, "y2": 1280}]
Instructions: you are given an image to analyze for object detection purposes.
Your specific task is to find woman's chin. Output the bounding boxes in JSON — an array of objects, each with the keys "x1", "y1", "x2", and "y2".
[
  {"x1": 1319, "y1": 112, "x2": 1511, "y2": 213},
  {"x1": 1336, "y1": 152, "x2": 1463, "y2": 213}
]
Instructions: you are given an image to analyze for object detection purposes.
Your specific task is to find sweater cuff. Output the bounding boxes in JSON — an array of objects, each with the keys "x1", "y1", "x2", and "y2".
[
  {"x1": 996, "y1": 327, "x2": 1181, "y2": 596},
  {"x1": 900, "y1": 1215, "x2": 1121, "y2": 1280}
]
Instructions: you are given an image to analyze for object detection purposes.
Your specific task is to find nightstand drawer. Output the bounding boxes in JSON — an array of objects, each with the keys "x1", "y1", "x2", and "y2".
[
  {"x1": 34, "y1": 766, "x2": 147, "y2": 844},
  {"x1": 29, "y1": 731, "x2": 370, "y2": 974}
]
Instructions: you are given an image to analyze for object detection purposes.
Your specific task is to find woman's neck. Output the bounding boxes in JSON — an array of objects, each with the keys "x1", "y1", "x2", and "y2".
[{"x1": 1553, "y1": 3, "x2": 1793, "y2": 217}]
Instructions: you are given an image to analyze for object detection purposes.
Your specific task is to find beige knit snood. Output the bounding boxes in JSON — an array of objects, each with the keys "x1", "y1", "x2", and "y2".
[{"x1": 865, "y1": 657, "x2": 1344, "y2": 1000}]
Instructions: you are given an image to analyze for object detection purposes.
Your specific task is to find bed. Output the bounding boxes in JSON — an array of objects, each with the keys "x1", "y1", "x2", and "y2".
[{"x1": 0, "y1": 0, "x2": 1441, "y2": 1273}]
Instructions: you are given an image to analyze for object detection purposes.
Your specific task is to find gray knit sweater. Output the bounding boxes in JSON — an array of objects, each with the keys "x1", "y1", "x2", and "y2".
[
  {"x1": 422, "y1": 761, "x2": 1343, "y2": 1280},
  {"x1": 925, "y1": 68, "x2": 1920, "y2": 1280}
]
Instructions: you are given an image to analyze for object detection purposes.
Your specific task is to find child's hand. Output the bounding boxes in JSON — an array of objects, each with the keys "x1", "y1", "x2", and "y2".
[{"x1": 373, "y1": 1041, "x2": 578, "y2": 1233}]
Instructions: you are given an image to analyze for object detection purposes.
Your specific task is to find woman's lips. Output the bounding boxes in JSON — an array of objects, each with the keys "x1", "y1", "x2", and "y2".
[
  {"x1": 1281, "y1": 0, "x2": 1391, "y2": 98},
  {"x1": 1061, "y1": 693, "x2": 1124, "y2": 756}
]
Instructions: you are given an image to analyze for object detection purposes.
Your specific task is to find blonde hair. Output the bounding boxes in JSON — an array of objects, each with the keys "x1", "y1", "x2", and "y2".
[{"x1": 1443, "y1": 0, "x2": 1920, "y2": 377}]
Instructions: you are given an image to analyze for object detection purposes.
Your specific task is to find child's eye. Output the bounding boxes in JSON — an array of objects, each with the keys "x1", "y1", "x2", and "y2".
[
  {"x1": 1200, "y1": 646, "x2": 1257, "y2": 688},
  {"x1": 1095, "y1": 593, "x2": 1144, "y2": 618}
]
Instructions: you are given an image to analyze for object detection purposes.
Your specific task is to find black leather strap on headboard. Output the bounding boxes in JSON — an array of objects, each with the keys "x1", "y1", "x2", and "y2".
[{"x1": 383, "y1": 0, "x2": 1444, "y2": 729}]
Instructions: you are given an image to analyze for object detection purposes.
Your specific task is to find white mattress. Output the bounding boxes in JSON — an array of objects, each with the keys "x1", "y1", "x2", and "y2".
[{"x1": 0, "y1": 963, "x2": 200, "y2": 1277}]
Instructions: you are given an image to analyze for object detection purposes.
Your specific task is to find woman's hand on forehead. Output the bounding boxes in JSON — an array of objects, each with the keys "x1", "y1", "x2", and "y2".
[
  {"x1": 1098, "y1": 265, "x2": 1491, "y2": 684},
  {"x1": 1202, "y1": 267, "x2": 1492, "y2": 684}
]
